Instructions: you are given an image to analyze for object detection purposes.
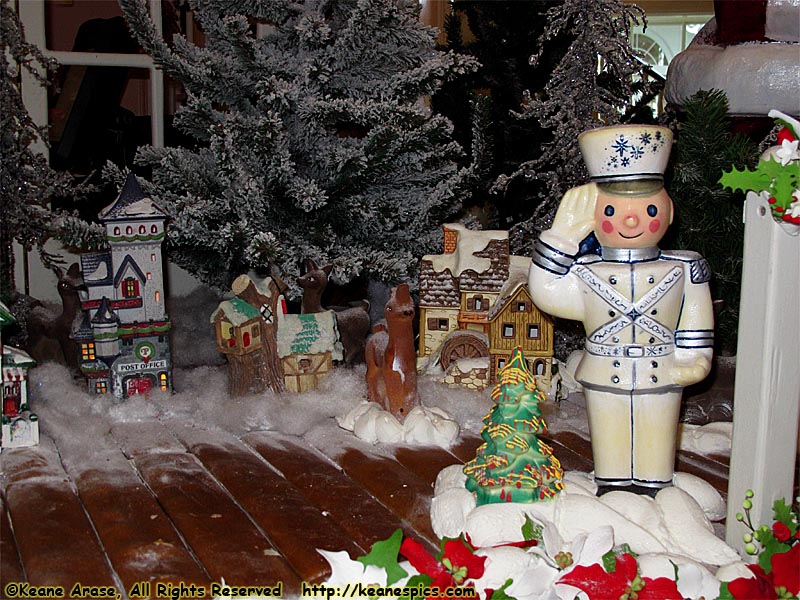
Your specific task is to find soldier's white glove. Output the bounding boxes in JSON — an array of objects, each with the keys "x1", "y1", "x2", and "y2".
[
  {"x1": 670, "y1": 354, "x2": 712, "y2": 387},
  {"x1": 540, "y1": 183, "x2": 598, "y2": 255}
]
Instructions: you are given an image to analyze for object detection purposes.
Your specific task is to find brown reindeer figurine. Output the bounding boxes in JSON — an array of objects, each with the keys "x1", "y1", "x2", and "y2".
[
  {"x1": 365, "y1": 283, "x2": 419, "y2": 421},
  {"x1": 298, "y1": 259, "x2": 370, "y2": 364},
  {"x1": 26, "y1": 263, "x2": 86, "y2": 373}
]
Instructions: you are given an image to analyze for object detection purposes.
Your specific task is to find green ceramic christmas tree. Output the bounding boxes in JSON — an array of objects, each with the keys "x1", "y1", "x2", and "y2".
[{"x1": 464, "y1": 347, "x2": 563, "y2": 504}]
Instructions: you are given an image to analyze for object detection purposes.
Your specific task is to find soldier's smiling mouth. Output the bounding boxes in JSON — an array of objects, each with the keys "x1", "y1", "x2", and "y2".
[{"x1": 619, "y1": 232, "x2": 643, "y2": 239}]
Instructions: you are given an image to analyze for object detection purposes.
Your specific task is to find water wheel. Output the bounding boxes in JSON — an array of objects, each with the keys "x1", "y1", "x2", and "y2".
[{"x1": 438, "y1": 330, "x2": 489, "y2": 371}]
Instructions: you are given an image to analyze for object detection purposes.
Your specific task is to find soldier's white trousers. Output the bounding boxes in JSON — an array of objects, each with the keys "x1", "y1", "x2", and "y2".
[{"x1": 585, "y1": 388, "x2": 682, "y2": 487}]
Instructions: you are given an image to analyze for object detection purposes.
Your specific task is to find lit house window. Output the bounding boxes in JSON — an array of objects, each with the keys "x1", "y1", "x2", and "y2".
[
  {"x1": 151, "y1": 225, "x2": 158, "y2": 234},
  {"x1": 139, "y1": 225, "x2": 146, "y2": 234},
  {"x1": 126, "y1": 226, "x2": 133, "y2": 235},
  {"x1": 502, "y1": 323, "x2": 515, "y2": 338},
  {"x1": 122, "y1": 278, "x2": 139, "y2": 298},
  {"x1": 159, "y1": 372, "x2": 168, "y2": 391},
  {"x1": 113, "y1": 227, "x2": 120, "y2": 235},
  {"x1": 151, "y1": 253, "x2": 156, "y2": 262},
  {"x1": 81, "y1": 342, "x2": 96, "y2": 361},
  {"x1": 147, "y1": 272, "x2": 152, "y2": 281},
  {"x1": 95, "y1": 381, "x2": 107, "y2": 394},
  {"x1": 527, "y1": 324, "x2": 540, "y2": 339},
  {"x1": 155, "y1": 291, "x2": 161, "y2": 303}
]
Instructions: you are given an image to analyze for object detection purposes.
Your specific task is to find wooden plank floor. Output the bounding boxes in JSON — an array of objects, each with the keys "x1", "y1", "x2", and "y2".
[{"x1": 0, "y1": 423, "x2": 729, "y2": 599}]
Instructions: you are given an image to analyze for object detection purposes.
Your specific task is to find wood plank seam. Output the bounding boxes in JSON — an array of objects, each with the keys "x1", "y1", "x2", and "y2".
[{"x1": 181, "y1": 444, "x2": 310, "y2": 582}]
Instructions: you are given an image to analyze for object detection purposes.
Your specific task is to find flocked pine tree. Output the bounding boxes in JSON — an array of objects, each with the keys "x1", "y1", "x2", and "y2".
[
  {"x1": 463, "y1": 347, "x2": 564, "y2": 504},
  {"x1": 0, "y1": 0, "x2": 104, "y2": 300},
  {"x1": 495, "y1": 0, "x2": 656, "y2": 254},
  {"x1": 116, "y1": 0, "x2": 479, "y2": 292}
]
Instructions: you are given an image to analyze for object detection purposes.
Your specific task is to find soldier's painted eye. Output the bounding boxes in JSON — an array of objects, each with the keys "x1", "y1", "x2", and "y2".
[
  {"x1": 647, "y1": 204, "x2": 658, "y2": 217},
  {"x1": 604, "y1": 205, "x2": 615, "y2": 216}
]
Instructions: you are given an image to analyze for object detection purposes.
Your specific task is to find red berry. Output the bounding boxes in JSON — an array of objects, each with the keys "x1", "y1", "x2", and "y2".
[
  {"x1": 777, "y1": 127, "x2": 797, "y2": 144},
  {"x1": 775, "y1": 206, "x2": 785, "y2": 213},
  {"x1": 768, "y1": 197, "x2": 777, "y2": 204}
]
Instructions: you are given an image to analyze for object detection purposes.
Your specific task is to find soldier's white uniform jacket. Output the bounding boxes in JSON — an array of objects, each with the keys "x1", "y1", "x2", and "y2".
[{"x1": 529, "y1": 241, "x2": 714, "y2": 393}]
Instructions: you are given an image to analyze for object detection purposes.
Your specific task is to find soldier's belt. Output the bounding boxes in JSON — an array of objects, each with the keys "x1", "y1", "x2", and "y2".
[{"x1": 584, "y1": 340, "x2": 675, "y2": 358}]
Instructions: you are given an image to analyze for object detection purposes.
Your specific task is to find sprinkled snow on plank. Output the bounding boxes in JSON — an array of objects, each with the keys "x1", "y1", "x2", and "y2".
[
  {"x1": 1, "y1": 444, "x2": 118, "y2": 593},
  {"x1": 448, "y1": 431, "x2": 484, "y2": 463},
  {"x1": 110, "y1": 420, "x2": 186, "y2": 458},
  {"x1": 392, "y1": 445, "x2": 464, "y2": 486},
  {"x1": 327, "y1": 448, "x2": 439, "y2": 545},
  {"x1": 134, "y1": 451, "x2": 300, "y2": 591},
  {"x1": 73, "y1": 467, "x2": 211, "y2": 590},
  {"x1": 180, "y1": 433, "x2": 360, "y2": 584},
  {"x1": 244, "y1": 431, "x2": 438, "y2": 555}
]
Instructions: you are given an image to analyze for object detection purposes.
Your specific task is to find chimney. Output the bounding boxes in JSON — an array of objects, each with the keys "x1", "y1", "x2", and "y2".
[{"x1": 443, "y1": 225, "x2": 458, "y2": 254}]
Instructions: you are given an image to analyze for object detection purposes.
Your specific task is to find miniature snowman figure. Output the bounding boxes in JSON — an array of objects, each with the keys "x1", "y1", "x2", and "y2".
[{"x1": 529, "y1": 124, "x2": 714, "y2": 493}]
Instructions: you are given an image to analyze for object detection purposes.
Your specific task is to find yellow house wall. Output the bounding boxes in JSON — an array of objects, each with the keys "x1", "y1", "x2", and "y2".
[{"x1": 418, "y1": 306, "x2": 459, "y2": 357}]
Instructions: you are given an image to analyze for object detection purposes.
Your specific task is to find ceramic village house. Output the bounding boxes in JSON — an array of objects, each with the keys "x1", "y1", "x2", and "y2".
[
  {"x1": 212, "y1": 274, "x2": 343, "y2": 395},
  {"x1": 418, "y1": 224, "x2": 554, "y2": 391},
  {"x1": 71, "y1": 174, "x2": 172, "y2": 400},
  {"x1": 1, "y1": 302, "x2": 39, "y2": 449}
]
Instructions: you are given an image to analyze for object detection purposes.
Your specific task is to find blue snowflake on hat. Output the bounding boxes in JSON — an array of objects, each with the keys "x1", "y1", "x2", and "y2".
[{"x1": 611, "y1": 136, "x2": 631, "y2": 157}]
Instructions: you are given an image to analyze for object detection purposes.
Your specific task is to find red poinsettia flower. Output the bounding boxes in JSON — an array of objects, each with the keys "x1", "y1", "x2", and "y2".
[
  {"x1": 400, "y1": 536, "x2": 486, "y2": 595},
  {"x1": 771, "y1": 542, "x2": 800, "y2": 594},
  {"x1": 777, "y1": 127, "x2": 797, "y2": 144},
  {"x1": 727, "y1": 565, "x2": 779, "y2": 599},
  {"x1": 772, "y1": 521, "x2": 792, "y2": 543},
  {"x1": 557, "y1": 553, "x2": 681, "y2": 600}
]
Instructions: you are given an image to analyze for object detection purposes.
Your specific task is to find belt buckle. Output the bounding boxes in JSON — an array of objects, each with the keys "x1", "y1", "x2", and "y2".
[{"x1": 625, "y1": 345, "x2": 644, "y2": 357}]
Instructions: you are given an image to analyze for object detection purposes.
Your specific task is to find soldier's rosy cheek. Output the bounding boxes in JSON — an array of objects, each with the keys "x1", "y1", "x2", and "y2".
[
  {"x1": 648, "y1": 219, "x2": 661, "y2": 233},
  {"x1": 602, "y1": 220, "x2": 615, "y2": 233}
]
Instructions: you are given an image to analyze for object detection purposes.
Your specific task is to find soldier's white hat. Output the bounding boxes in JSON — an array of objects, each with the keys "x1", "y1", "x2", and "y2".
[{"x1": 579, "y1": 124, "x2": 673, "y2": 195}]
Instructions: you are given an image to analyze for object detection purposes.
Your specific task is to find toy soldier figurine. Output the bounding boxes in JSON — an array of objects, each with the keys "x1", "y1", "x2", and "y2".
[{"x1": 529, "y1": 124, "x2": 714, "y2": 493}]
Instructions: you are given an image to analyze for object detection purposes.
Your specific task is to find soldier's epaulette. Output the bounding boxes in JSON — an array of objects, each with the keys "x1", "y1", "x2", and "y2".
[{"x1": 661, "y1": 250, "x2": 711, "y2": 284}]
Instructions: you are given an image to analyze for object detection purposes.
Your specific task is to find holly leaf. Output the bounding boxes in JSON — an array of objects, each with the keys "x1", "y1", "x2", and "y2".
[
  {"x1": 489, "y1": 578, "x2": 516, "y2": 600},
  {"x1": 716, "y1": 581, "x2": 735, "y2": 600},
  {"x1": 405, "y1": 574, "x2": 433, "y2": 589},
  {"x1": 719, "y1": 165, "x2": 772, "y2": 195},
  {"x1": 757, "y1": 536, "x2": 791, "y2": 574},
  {"x1": 771, "y1": 161, "x2": 800, "y2": 208},
  {"x1": 772, "y1": 498, "x2": 798, "y2": 535},
  {"x1": 358, "y1": 529, "x2": 408, "y2": 585},
  {"x1": 772, "y1": 498, "x2": 794, "y2": 527},
  {"x1": 602, "y1": 544, "x2": 636, "y2": 573},
  {"x1": 521, "y1": 515, "x2": 543, "y2": 542}
]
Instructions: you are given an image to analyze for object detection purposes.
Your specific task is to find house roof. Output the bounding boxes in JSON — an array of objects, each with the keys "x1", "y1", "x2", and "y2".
[
  {"x1": 419, "y1": 260, "x2": 460, "y2": 308},
  {"x1": 423, "y1": 224, "x2": 508, "y2": 277},
  {"x1": 277, "y1": 311, "x2": 343, "y2": 361},
  {"x1": 210, "y1": 297, "x2": 261, "y2": 326},
  {"x1": 2, "y1": 345, "x2": 35, "y2": 369},
  {"x1": 0, "y1": 301, "x2": 15, "y2": 328},
  {"x1": 71, "y1": 312, "x2": 94, "y2": 341},
  {"x1": 99, "y1": 173, "x2": 167, "y2": 222},
  {"x1": 488, "y1": 256, "x2": 537, "y2": 320},
  {"x1": 81, "y1": 252, "x2": 113, "y2": 287},
  {"x1": 419, "y1": 224, "x2": 512, "y2": 308},
  {"x1": 113, "y1": 254, "x2": 147, "y2": 288},
  {"x1": 92, "y1": 297, "x2": 120, "y2": 325}
]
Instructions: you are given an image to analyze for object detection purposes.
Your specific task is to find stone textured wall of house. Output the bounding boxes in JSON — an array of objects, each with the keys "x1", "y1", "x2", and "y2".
[{"x1": 441, "y1": 362, "x2": 489, "y2": 391}]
